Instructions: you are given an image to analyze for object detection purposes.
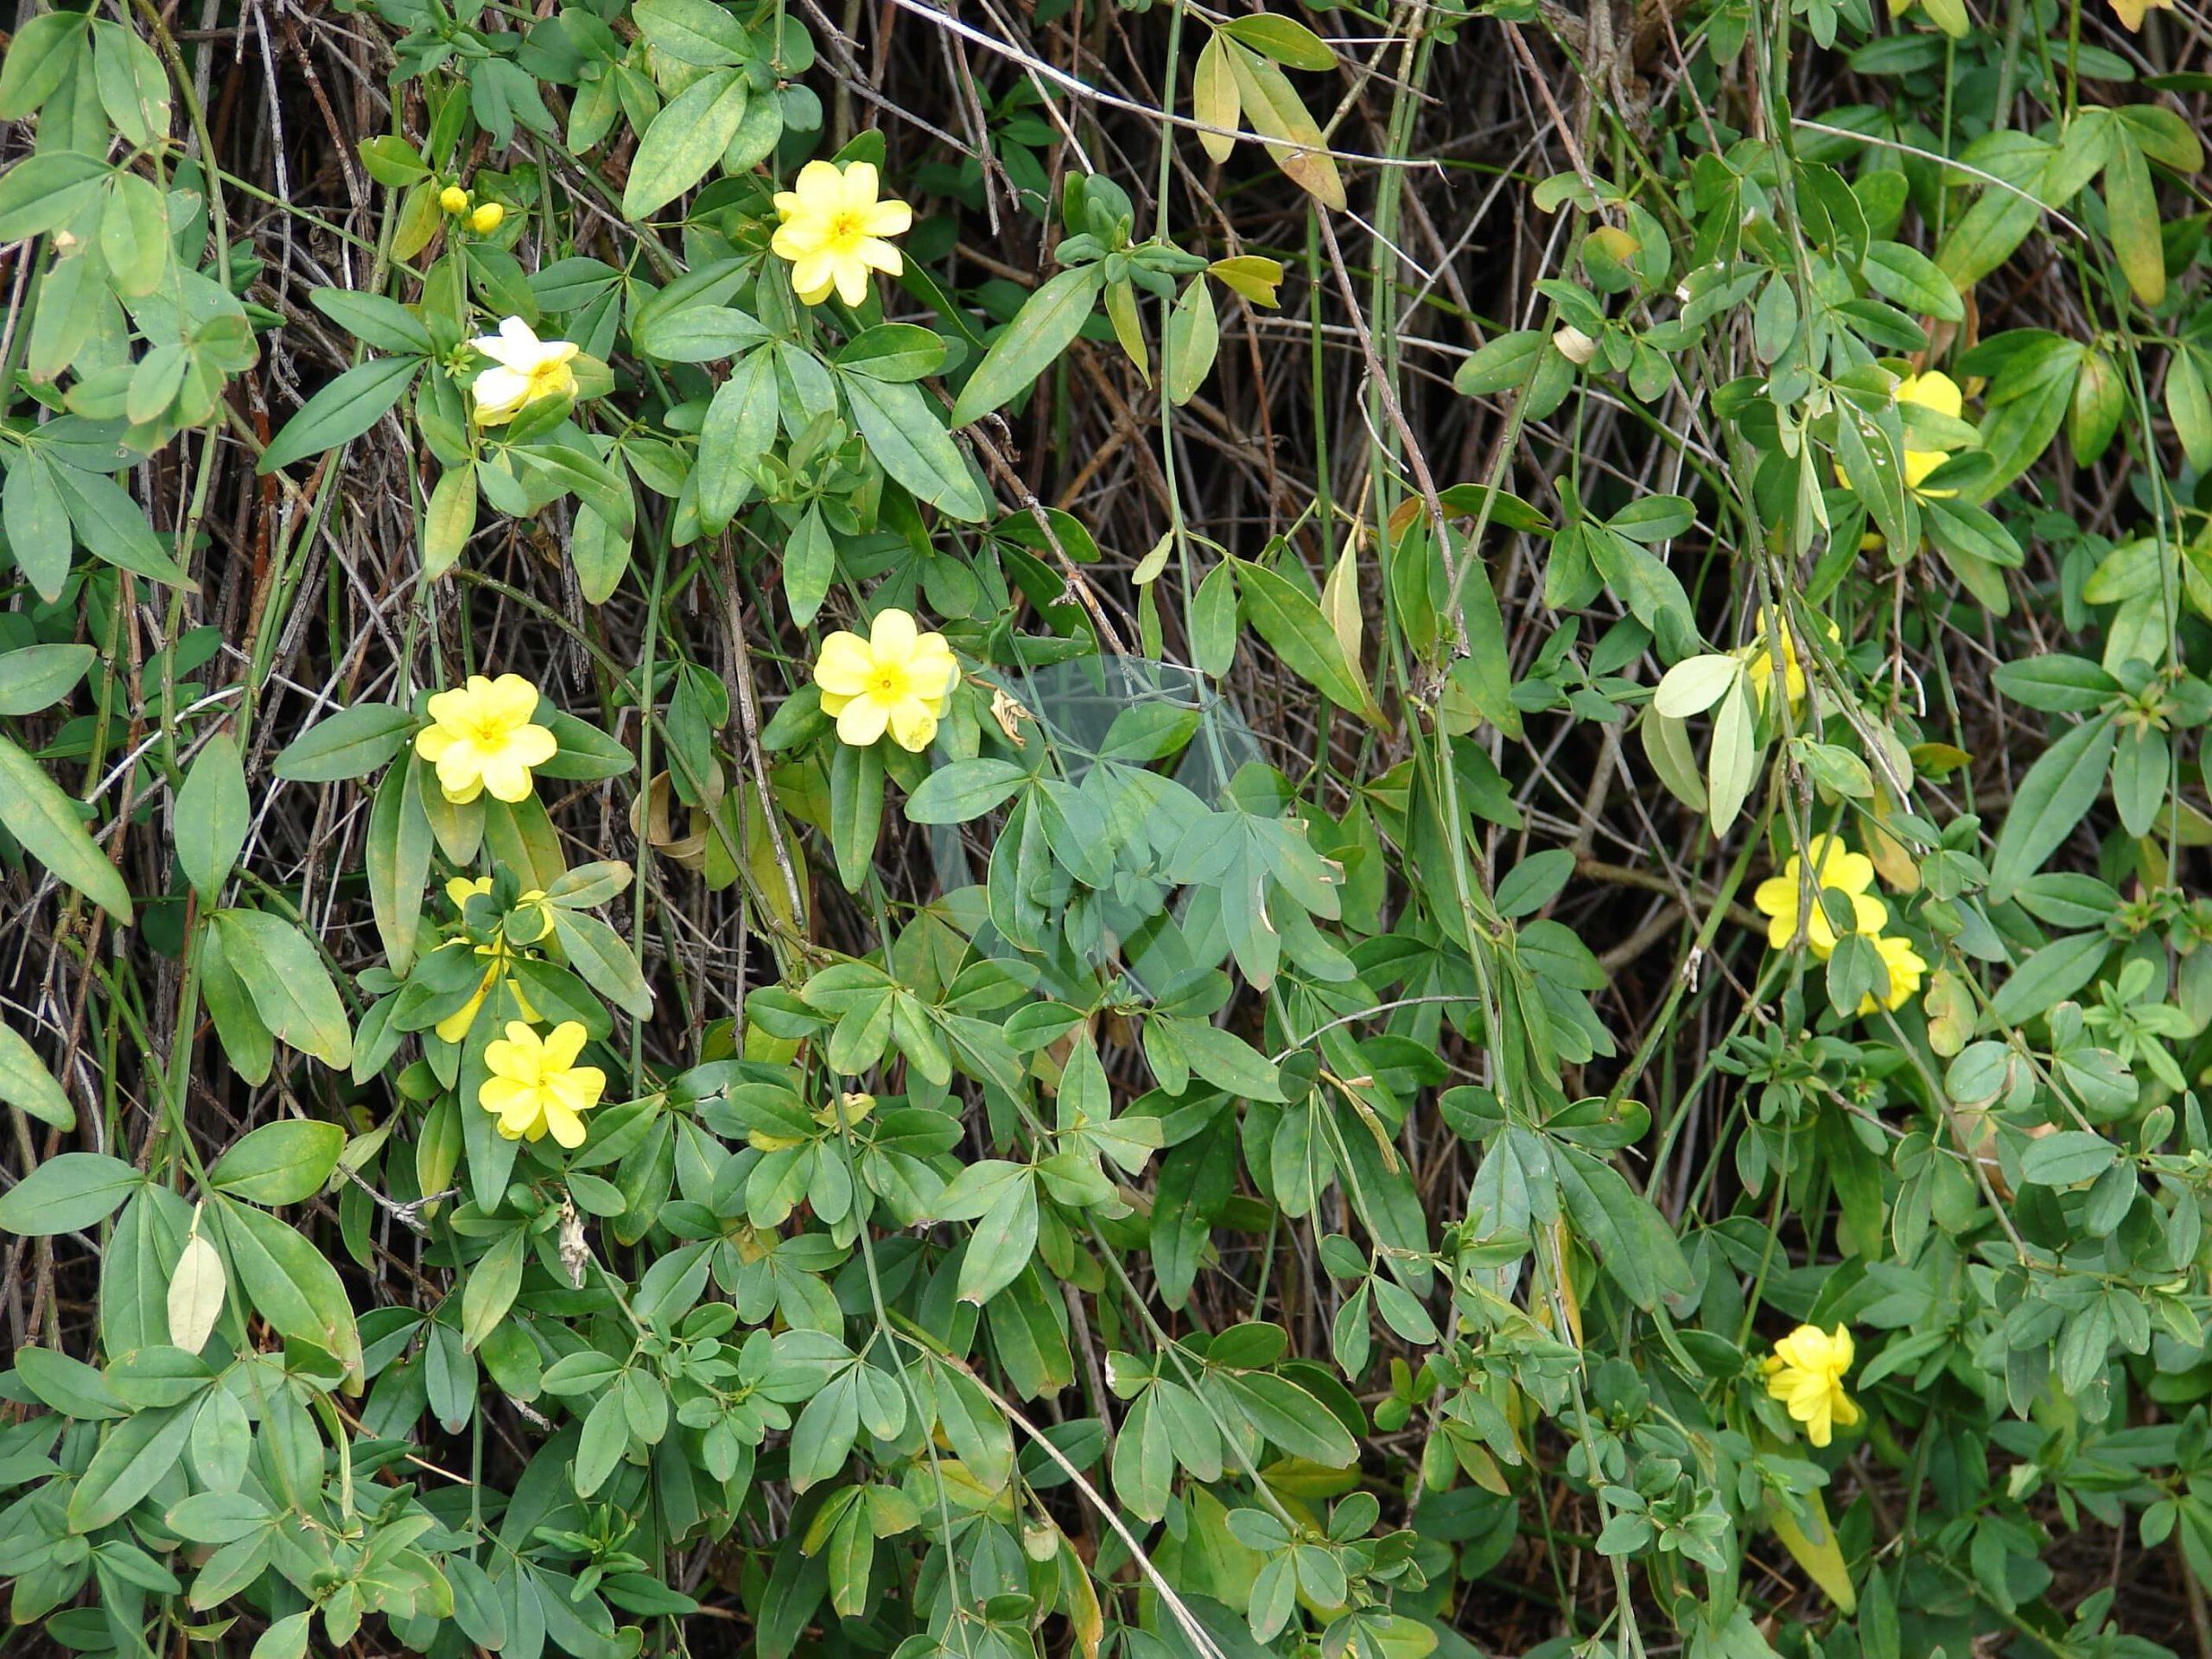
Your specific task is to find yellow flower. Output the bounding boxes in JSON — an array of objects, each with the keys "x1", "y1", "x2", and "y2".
[
  {"x1": 2109, "y1": 0, "x2": 2171, "y2": 29},
  {"x1": 1736, "y1": 610, "x2": 1842, "y2": 710},
  {"x1": 1551, "y1": 325, "x2": 1598, "y2": 366},
  {"x1": 415, "y1": 673, "x2": 559, "y2": 804},
  {"x1": 433, "y1": 876, "x2": 547, "y2": 1042},
  {"x1": 1752, "y1": 834, "x2": 1887, "y2": 957},
  {"x1": 467, "y1": 317, "x2": 578, "y2": 426},
  {"x1": 435, "y1": 948, "x2": 539, "y2": 1043},
  {"x1": 468, "y1": 201, "x2": 505, "y2": 235},
  {"x1": 815, "y1": 1090, "x2": 875, "y2": 1129},
  {"x1": 480, "y1": 1021, "x2": 605, "y2": 1147},
  {"x1": 1895, "y1": 370, "x2": 1963, "y2": 497},
  {"x1": 444, "y1": 875, "x2": 551, "y2": 940},
  {"x1": 446, "y1": 874, "x2": 493, "y2": 907},
  {"x1": 440, "y1": 185, "x2": 471, "y2": 216},
  {"x1": 813, "y1": 608, "x2": 960, "y2": 753},
  {"x1": 771, "y1": 160, "x2": 912, "y2": 308},
  {"x1": 1763, "y1": 1324, "x2": 1860, "y2": 1447},
  {"x1": 1858, "y1": 932, "x2": 1929, "y2": 1015}
]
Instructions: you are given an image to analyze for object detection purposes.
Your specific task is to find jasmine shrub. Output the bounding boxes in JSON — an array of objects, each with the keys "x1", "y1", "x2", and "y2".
[{"x1": 1, "y1": 0, "x2": 2210, "y2": 1654}]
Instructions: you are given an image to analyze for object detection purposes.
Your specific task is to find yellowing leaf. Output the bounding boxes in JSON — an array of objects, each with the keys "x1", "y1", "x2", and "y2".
[
  {"x1": 1210, "y1": 254, "x2": 1284, "y2": 308},
  {"x1": 1224, "y1": 41, "x2": 1344, "y2": 210},
  {"x1": 166, "y1": 1221, "x2": 226, "y2": 1354},
  {"x1": 1766, "y1": 1487, "x2": 1859, "y2": 1613},
  {"x1": 1165, "y1": 277, "x2": 1218, "y2": 406},
  {"x1": 1103, "y1": 279, "x2": 1149, "y2": 386},
  {"x1": 1192, "y1": 34, "x2": 1239, "y2": 164},
  {"x1": 1319, "y1": 539, "x2": 1364, "y2": 683},
  {"x1": 2104, "y1": 133, "x2": 2165, "y2": 306}
]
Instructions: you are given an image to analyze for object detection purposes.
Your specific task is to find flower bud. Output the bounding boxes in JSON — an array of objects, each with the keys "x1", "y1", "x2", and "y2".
[
  {"x1": 1552, "y1": 324, "x2": 1598, "y2": 365},
  {"x1": 439, "y1": 184, "x2": 470, "y2": 215},
  {"x1": 468, "y1": 201, "x2": 505, "y2": 234}
]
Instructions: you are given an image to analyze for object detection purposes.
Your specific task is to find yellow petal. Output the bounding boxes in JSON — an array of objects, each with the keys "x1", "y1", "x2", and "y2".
[
  {"x1": 887, "y1": 699, "x2": 938, "y2": 753},
  {"x1": 834, "y1": 257, "x2": 871, "y2": 308},
  {"x1": 870, "y1": 607, "x2": 919, "y2": 661},
  {"x1": 543, "y1": 1021, "x2": 588, "y2": 1069},
  {"x1": 836, "y1": 694, "x2": 892, "y2": 747},
  {"x1": 794, "y1": 160, "x2": 845, "y2": 210},
  {"x1": 816, "y1": 632, "x2": 875, "y2": 696}
]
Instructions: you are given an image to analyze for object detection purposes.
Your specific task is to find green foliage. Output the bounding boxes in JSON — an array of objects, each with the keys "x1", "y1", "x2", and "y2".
[{"x1": 5, "y1": 0, "x2": 2212, "y2": 1653}]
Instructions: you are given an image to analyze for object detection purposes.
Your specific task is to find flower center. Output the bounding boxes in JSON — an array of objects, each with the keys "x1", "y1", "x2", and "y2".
[
  {"x1": 526, "y1": 361, "x2": 570, "y2": 397},
  {"x1": 870, "y1": 666, "x2": 907, "y2": 698},
  {"x1": 827, "y1": 210, "x2": 868, "y2": 249}
]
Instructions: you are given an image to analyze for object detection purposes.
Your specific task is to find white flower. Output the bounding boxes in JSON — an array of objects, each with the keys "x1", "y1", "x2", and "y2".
[{"x1": 469, "y1": 317, "x2": 578, "y2": 427}]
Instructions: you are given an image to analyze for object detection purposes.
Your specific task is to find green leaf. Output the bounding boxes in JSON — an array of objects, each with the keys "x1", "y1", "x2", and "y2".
[
  {"x1": 209, "y1": 909, "x2": 353, "y2": 1069},
  {"x1": 575, "y1": 1389, "x2": 631, "y2": 1497},
  {"x1": 0, "y1": 733, "x2": 133, "y2": 923},
  {"x1": 208, "y1": 1120, "x2": 346, "y2": 1206},
  {"x1": 957, "y1": 1174, "x2": 1039, "y2": 1304},
  {"x1": 2019, "y1": 1129, "x2": 2120, "y2": 1186},
  {"x1": 1221, "y1": 1371, "x2": 1358, "y2": 1465},
  {"x1": 1192, "y1": 557, "x2": 1239, "y2": 677},
  {"x1": 99, "y1": 171, "x2": 168, "y2": 298},
  {"x1": 1554, "y1": 1143, "x2": 1692, "y2": 1309},
  {"x1": 1861, "y1": 240, "x2": 1964, "y2": 321},
  {"x1": 632, "y1": 0, "x2": 752, "y2": 64},
  {"x1": 258, "y1": 356, "x2": 422, "y2": 474},
  {"x1": 1985, "y1": 713, "x2": 2116, "y2": 901},
  {"x1": 0, "y1": 642, "x2": 93, "y2": 715},
  {"x1": 550, "y1": 907, "x2": 656, "y2": 1018},
  {"x1": 842, "y1": 373, "x2": 988, "y2": 521},
  {"x1": 1495, "y1": 849, "x2": 1576, "y2": 918},
  {"x1": 174, "y1": 732, "x2": 249, "y2": 906},
  {"x1": 950, "y1": 265, "x2": 1106, "y2": 427},
  {"x1": 213, "y1": 1197, "x2": 362, "y2": 1381},
  {"x1": 2168, "y1": 346, "x2": 2212, "y2": 473},
  {"x1": 829, "y1": 740, "x2": 884, "y2": 895},
  {"x1": 0, "y1": 1017, "x2": 74, "y2": 1129},
  {"x1": 1990, "y1": 931, "x2": 2110, "y2": 1025},
  {"x1": 68, "y1": 1402, "x2": 197, "y2": 1533},
  {"x1": 905, "y1": 758, "x2": 1028, "y2": 824},
  {"x1": 571, "y1": 503, "x2": 632, "y2": 606},
  {"x1": 309, "y1": 288, "x2": 435, "y2": 355},
  {"x1": 356, "y1": 135, "x2": 430, "y2": 188},
  {"x1": 1936, "y1": 176, "x2": 2043, "y2": 292},
  {"x1": 1235, "y1": 558, "x2": 1376, "y2": 720},
  {"x1": 0, "y1": 1151, "x2": 137, "y2": 1235},
  {"x1": 0, "y1": 152, "x2": 107, "y2": 241},
  {"x1": 1171, "y1": 1018, "x2": 1286, "y2": 1102},
  {"x1": 697, "y1": 345, "x2": 778, "y2": 528},
  {"x1": 3, "y1": 452, "x2": 73, "y2": 601},
  {"x1": 632, "y1": 303, "x2": 772, "y2": 363},
  {"x1": 421, "y1": 466, "x2": 478, "y2": 583},
  {"x1": 52, "y1": 463, "x2": 195, "y2": 589},
  {"x1": 462, "y1": 1227, "x2": 528, "y2": 1351},
  {"x1": 271, "y1": 702, "x2": 413, "y2": 782},
  {"x1": 622, "y1": 69, "x2": 749, "y2": 219},
  {"x1": 90, "y1": 19, "x2": 168, "y2": 146},
  {"x1": 1454, "y1": 331, "x2": 1547, "y2": 397},
  {"x1": 1217, "y1": 13, "x2": 1338, "y2": 69},
  {"x1": 0, "y1": 12, "x2": 90, "y2": 118},
  {"x1": 835, "y1": 323, "x2": 946, "y2": 382}
]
